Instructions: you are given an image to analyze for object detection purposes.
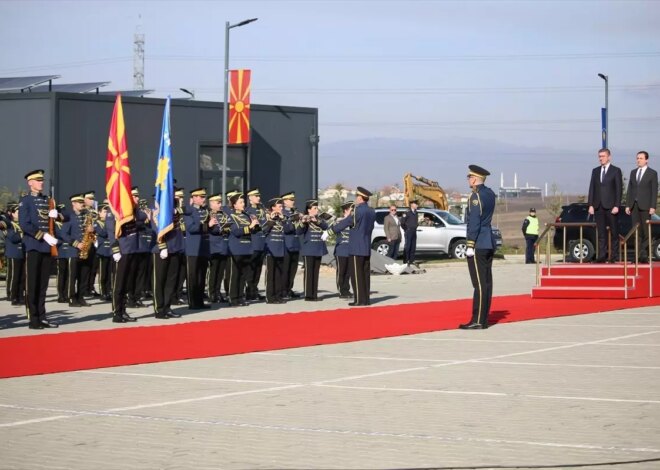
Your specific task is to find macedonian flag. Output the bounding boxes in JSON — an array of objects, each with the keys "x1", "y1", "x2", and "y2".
[
  {"x1": 105, "y1": 94, "x2": 134, "y2": 238},
  {"x1": 228, "y1": 69, "x2": 251, "y2": 144}
]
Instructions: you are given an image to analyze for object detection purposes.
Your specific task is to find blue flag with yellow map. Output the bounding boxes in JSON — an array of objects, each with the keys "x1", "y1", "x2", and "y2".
[{"x1": 154, "y1": 96, "x2": 174, "y2": 243}]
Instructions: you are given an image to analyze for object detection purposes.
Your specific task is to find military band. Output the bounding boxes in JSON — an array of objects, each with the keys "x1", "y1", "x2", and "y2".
[{"x1": 3, "y1": 170, "x2": 394, "y2": 329}]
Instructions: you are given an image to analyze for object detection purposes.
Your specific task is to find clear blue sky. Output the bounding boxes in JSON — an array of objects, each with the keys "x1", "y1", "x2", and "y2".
[{"x1": 2, "y1": 0, "x2": 659, "y2": 192}]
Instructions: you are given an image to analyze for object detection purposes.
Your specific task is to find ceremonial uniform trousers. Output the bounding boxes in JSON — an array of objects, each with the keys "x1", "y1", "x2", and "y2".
[
  {"x1": 94, "y1": 220, "x2": 112, "y2": 298},
  {"x1": 263, "y1": 218, "x2": 287, "y2": 302},
  {"x1": 282, "y1": 208, "x2": 303, "y2": 297},
  {"x1": 184, "y1": 205, "x2": 210, "y2": 309},
  {"x1": 151, "y1": 222, "x2": 183, "y2": 316},
  {"x1": 62, "y1": 213, "x2": 86, "y2": 303},
  {"x1": 228, "y1": 212, "x2": 254, "y2": 304},
  {"x1": 107, "y1": 213, "x2": 141, "y2": 316},
  {"x1": 465, "y1": 184, "x2": 497, "y2": 327},
  {"x1": 54, "y1": 222, "x2": 69, "y2": 301},
  {"x1": 300, "y1": 220, "x2": 328, "y2": 301},
  {"x1": 208, "y1": 223, "x2": 229, "y2": 302},
  {"x1": 128, "y1": 212, "x2": 153, "y2": 302},
  {"x1": 331, "y1": 222, "x2": 351, "y2": 297},
  {"x1": 245, "y1": 205, "x2": 267, "y2": 299},
  {"x1": 5, "y1": 222, "x2": 25, "y2": 303},
  {"x1": 18, "y1": 192, "x2": 54, "y2": 327}
]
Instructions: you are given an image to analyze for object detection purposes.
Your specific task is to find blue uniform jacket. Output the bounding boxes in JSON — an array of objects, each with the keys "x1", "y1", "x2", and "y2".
[
  {"x1": 152, "y1": 209, "x2": 185, "y2": 254},
  {"x1": 183, "y1": 204, "x2": 210, "y2": 257},
  {"x1": 61, "y1": 211, "x2": 85, "y2": 258},
  {"x1": 4, "y1": 220, "x2": 24, "y2": 259},
  {"x1": 208, "y1": 211, "x2": 230, "y2": 256},
  {"x1": 54, "y1": 221, "x2": 72, "y2": 258},
  {"x1": 228, "y1": 211, "x2": 255, "y2": 256},
  {"x1": 136, "y1": 209, "x2": 155, "y2": 253},
  {"x1": 282, "y1": 207, "x2": 303, "y2": 252},
  {"x1": 330, "y1": 217, "x2": 351, "y2": 257},
  {"x1": 18, "y1": 192, "x2": 53, "y2": 253},
  {"x1": 466, "y1": 184, "x2": 496, "y2": 250},
  {"x1": 246, "y1": 204, "x2": 267, "y2": 252},
  {"x1": 300, "y1": 219, "x2": 329, "y2": 257},
  {"x1": 263, "y1": 215, "x2": 288, "y2": 258},
  {"x1": 346, "y1": 202, "x2": 376, "y2": 257},
  {"x1": 106, "y1": 210, "x2": 142, "y2": 255},
  {"x1": 94, "y1": 219, "x2": 112, "y2": 257}
]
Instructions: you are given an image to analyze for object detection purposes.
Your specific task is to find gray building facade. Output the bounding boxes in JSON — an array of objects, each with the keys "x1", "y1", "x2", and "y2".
[{"x1": 0, "y1": 93, "x2": 318, "y2": 204}]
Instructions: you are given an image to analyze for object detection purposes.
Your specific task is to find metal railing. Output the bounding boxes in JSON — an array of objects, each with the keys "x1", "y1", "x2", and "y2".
[{"x1": 621, "y1": 223, "x2": 640, "y2": 299}]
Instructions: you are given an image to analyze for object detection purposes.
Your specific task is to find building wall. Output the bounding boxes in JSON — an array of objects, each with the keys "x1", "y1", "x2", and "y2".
[{"x1": 0, "y1": 93, "x2": 317, "y2": 205}]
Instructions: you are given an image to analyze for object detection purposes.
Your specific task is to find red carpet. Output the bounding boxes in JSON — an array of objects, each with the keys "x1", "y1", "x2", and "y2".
[{"x1": 1, "y1": 294, "x2": 659, "y2": 378}]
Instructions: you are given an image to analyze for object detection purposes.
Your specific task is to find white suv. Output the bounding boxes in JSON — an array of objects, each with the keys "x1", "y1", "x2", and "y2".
[{"x1": 371, "y1": 208, "x2": 503, "y2": 259}]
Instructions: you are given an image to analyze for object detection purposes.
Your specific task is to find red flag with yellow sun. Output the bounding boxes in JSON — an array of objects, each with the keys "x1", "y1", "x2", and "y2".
[{"x1": 228, "y1": 69, "x2": 251, "y2": 144}]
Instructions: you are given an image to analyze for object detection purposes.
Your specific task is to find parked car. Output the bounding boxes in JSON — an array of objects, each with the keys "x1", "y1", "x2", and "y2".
[
  {"x1": 552, "y1": 202, "x2": 660, "y2": 262},
  {"x1": 371, "y1": 207, "x2": 503, "y2": 259}
]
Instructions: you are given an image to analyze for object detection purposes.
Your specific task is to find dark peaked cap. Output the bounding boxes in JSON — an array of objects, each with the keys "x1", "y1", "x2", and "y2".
[
  {"x1": 468, "y1": 165, "x2": 490, "y2": 178},
  {"x1": 356, "y1": 186, "x2": 372, "y2": 198}
]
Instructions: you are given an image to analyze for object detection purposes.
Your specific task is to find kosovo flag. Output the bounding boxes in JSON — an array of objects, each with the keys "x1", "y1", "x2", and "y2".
[{"x1": 154, "y1": 96, "x2": 174, "y2": 242}]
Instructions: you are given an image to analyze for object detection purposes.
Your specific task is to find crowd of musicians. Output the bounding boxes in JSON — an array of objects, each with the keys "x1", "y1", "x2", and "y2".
[{"x1": 1, "y1": 169, "x2": 378, "y2": 329}]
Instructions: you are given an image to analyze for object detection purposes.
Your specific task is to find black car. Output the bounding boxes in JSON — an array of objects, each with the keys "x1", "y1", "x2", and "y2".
[{"x1": 552, "y1": 202, "x2": 660, "y2": 262}]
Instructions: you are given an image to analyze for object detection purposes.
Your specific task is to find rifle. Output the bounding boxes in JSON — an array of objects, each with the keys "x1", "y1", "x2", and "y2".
[{"x1": 49, "y1": 181, "x2": 58, "y2": 257}]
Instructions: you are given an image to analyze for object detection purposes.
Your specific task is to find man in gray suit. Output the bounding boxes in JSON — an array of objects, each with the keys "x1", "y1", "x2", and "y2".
[
  {"x1": 383, "y1": 204, "x2": 402, "y2": 259},
  {"x1": 626, "y1": 151, "x2": 658, "y2": 262}
]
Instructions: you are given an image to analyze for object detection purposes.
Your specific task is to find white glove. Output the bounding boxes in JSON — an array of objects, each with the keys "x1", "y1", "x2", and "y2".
[
  {"x1": 48, "y1": 209, "x2": 58, "y2": 218},
  {"x1": 113, "y1": 253, "x2": 122, "y2": 262},
  {"x1": 465, "y1": 247, "x2": 475, "y2": 258},
  {"x1": 160, "y1": 248, "x2": 168, "y2": 259},
  {"x1": 321, "y1": 231, "x2": 329, "y2": 241},
  {"x1": 43, "y1": 233, "x2": 58, "y2": 246}
]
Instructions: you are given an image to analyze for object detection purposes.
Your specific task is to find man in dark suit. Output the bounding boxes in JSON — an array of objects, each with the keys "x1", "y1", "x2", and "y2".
[
  {"x1": 626, "y1": 151, "x2": 658, "y2": 262},
  {"x1": 588, "y1": 148, "x2": 623, "y2": 262},
  {"x1": 401, "y1": 199, "x2": 419, "y2": 265}
]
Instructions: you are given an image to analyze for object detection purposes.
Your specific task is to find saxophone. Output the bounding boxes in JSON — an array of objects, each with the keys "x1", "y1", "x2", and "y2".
[{"x1": 78, "y1": 211, "x2": 97, "y2": 260}]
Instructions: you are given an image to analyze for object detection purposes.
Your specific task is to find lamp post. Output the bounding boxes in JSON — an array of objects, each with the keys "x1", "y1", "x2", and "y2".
[
  {"x1": 598, "y1": 73, "x2": 608, "y2": 148},
  {"x1": 179, "y1": 88, "x2": 195, "y2": 100},
  {"x1": 222, "y1": 18, "x2": 258, "y2": 203}
]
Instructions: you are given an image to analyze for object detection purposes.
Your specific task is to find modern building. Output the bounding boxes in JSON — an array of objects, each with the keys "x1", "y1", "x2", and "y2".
[{"x1": 0, "y1": 90, "x2": 318, "y2": 204}]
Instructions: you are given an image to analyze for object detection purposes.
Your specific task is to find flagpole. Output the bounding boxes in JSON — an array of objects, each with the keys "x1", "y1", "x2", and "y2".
[{"x1": 222, "y1": 18, "x2": 257, "y2": 204}]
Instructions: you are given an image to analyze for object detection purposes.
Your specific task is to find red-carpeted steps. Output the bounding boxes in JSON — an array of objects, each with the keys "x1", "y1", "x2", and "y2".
[
  {"x1": 532, "y1": 264, "x2": 660, "y2": 299},
  {"x1": 2, "y1": 294, "x2": 660, "y2": 379}
]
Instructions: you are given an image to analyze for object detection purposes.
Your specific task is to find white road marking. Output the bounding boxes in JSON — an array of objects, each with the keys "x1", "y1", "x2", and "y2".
[
  {"x1": 255, "y1": 351, "x2": 455, "y2": 362},
  {"x1": 81, "y1": 370, "x2": 298, "y2": 385},
  {"x1": 479, "y1": 360, "x2": 660, "y2": 370}
]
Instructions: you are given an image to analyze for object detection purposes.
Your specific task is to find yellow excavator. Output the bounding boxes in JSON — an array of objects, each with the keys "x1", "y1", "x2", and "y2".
[{"x1": 403, "y1": 173, "x2": 449, "y2": 210}]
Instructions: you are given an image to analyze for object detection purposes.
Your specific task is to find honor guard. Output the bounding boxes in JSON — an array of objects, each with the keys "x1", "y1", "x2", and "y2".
[
  {"x1": 184, "y1": 188, "x2": 211, "y2": 310},
  {"x1": 227, "y1": 192, "x2": 260, "y2": 306},
  {"x1": 173, "y1": 187, "x2": 187, "y2": 304},
  {"x1": 54, "y1": 204, "x2": 70, "y2": 303},
  {"x1": 106, "y1": 196, "x2": 145, "y2": 323},
  {"x1": 281, "y1": 192, "x2": 303, "y2": 299},
  {"x1": 151, "y1": 196, "x2": 184, "y2": 319},
  {"x1": 300, "y1": 200, "x2": 329, "y2": 301},
  {"x1": 127, "y1": 188, "x2": 152, "y2": 308},
  {"x1": 262, "y1": 197, "x2": 287, "y2": 303},
  {"x1": 207, "y1": 193, "x2": 230, "y2": 304},
  {"x1": 332, "y1": 187, "x2": 376, "y2": 306},
  {"x1": 245, "y1": 188, "x2": 267, "y2": 301},
  {"x1": 18, "y1": 169, "x2": 60, "y2": 329},
  {"x1": 94, "y1": 203, "x2": 113, "y2": 301},
  {"x1": 3, "y1": 202, "x2": 25, "y2": 305},
  {"x1": 329, "y1": 201, "x2": 354, "y2": 299},
  {"x1": 61, "y1": 194, "x2": 91, "y2": 308},
  {"x1": 460, "y1": 165, "x2": 496, "y2": 330}
]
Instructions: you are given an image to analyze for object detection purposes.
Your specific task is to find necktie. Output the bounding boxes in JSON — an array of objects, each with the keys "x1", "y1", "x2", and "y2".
[
  {"x1": 637, "y1": 168, "x2": 642, "y2": 183},
  {"x1": 600, "y1": 166, "x2": 606, "y2": 183}
]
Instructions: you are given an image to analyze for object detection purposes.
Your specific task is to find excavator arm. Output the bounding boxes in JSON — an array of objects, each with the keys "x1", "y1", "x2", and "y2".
[{"x1": 403, "y1": 173, "x2": 449, "y2": 210}]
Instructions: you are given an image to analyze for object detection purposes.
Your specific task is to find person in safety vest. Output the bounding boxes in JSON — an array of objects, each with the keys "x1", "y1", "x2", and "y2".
[{"x1": 522, "y1": 208, "x2": 539, "y2": 264}]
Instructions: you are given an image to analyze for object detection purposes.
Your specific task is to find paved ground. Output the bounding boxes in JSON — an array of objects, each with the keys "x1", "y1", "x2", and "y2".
[{"x1": 1, "y1": 256, "x2": 659, "y2": 469}]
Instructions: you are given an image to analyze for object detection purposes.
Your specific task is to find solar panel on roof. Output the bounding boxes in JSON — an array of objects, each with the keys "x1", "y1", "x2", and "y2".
[
  {"x1": 0, "y1": 75, "x2": 61, "y2": 92},
  {"x1": 97, "y1": 90, "x2": 154, "y2": 97},
  {"x1": 29, "y1": 82, "x2": 110, "y2": 93}
]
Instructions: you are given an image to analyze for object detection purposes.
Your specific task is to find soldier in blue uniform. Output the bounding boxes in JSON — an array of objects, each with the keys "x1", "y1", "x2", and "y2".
[
  {"x1": 329, "y1": 201, "x2": 354, "y2": 299},
  {"x1": 262, "y1": 197, "x2": 287, "y2": 304},
  {"x1": 184, "y1": 188, "x2": 211, "y2": 310},
  {"x1": 281, "y1": 192, "x2": 304, "y2": 299},
  {"x1": 94, "y1": 203, "x2": 113, "y2": 301},
  {"x1": 3, "y1": 203, "x2": 25, "y2": 305},
  {"x1": 54, "y1": 204, "x2": 70, "y2": 303},
  {"x1": 106, "y1": 198, "x2": 145, "y2": 323},
  {"x1": 227, "y1": 192, "x2": 259, "y2": 306},
  {"x1": 61, "y1": 193, "x2": 91, "y2": 308},
  {"x1": 81, "y1": 190, "x2": 99, "y2": 298},
  {"x1": 300, "y1": 200, "x2": 329, "y2": 301},
  {"x1": 127, "y1": 188, "x2": 152, "y2": 308},
  {"x1": 460, "y1": 165, "x2": 497, "y2": 330},
  {"x1": 245, "y1": 188, "x2": 267, "y2": 301},
  {"x1": 18, "y1": 169, "x2": 60, "y2": 329},
  {"x1": 332, "y1": 187, "x2": 376, "y2": 306},
  {"x1": 173, "y1": 187, "x2": 187, "y2": 305},
  {"x1": 207, "y1": 193, "x2": 230, "y2": 304}
]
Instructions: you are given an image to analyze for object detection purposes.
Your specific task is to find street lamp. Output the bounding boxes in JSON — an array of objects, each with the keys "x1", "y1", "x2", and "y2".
[
  {"x1": 179, "y1": 88, "x2": 195, "y2": 100},
  {"x1": 222, "y1": 17, "x2": 258, "y2": 203},
  {"x1": 598, "y1": 73, "x2": 608, "y2": 148}
]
